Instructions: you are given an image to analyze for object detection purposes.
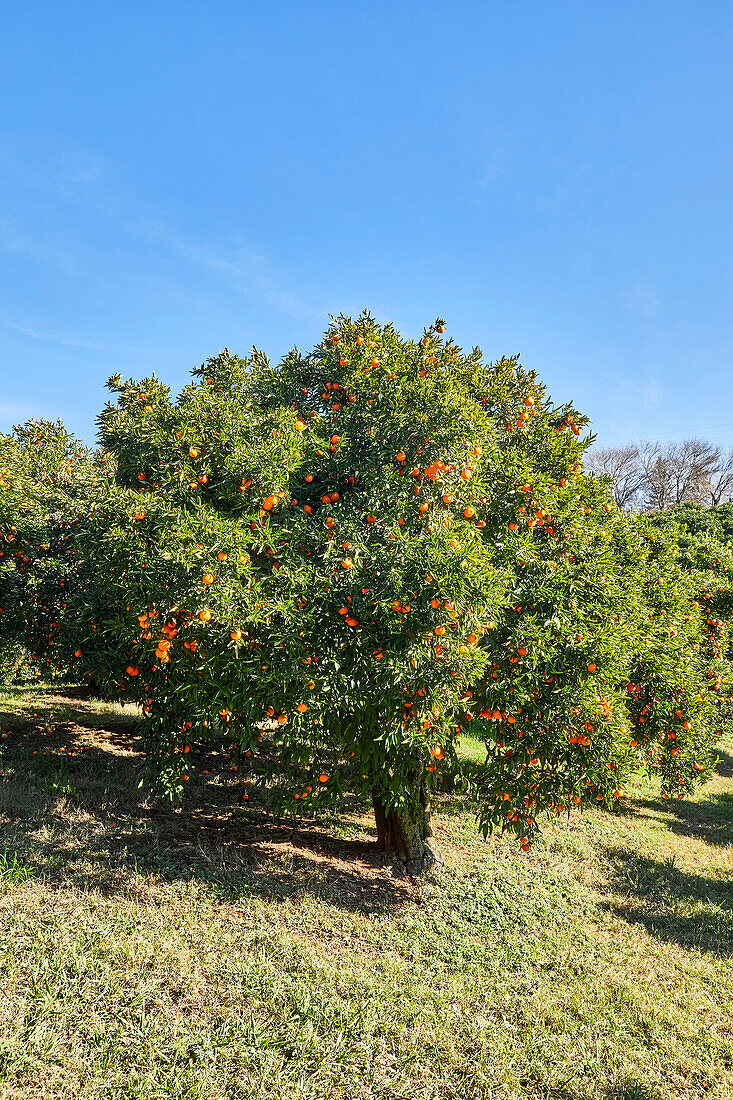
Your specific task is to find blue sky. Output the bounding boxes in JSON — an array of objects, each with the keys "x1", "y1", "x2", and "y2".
[{"x1": 1, "y1": 1, "x2": 731, "y2": 449}]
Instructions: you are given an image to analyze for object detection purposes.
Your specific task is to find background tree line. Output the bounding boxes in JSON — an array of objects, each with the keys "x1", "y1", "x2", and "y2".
[{"x1": 587, "y1": 439, "x2": 733, "y2": 511}]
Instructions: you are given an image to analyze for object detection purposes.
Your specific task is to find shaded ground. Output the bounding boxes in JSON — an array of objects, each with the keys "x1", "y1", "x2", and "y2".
[
  {"x1": 0, "y1": 686, "x2": 425, "y2": 913},
  {"x1": 0, "y1": 685, "x2": 732, "y2": 1100}
]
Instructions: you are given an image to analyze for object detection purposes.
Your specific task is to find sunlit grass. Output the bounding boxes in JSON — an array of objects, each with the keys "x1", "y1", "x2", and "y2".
[{"x1": 0, "y1": 684, "x2": 731, "y2": 1099}]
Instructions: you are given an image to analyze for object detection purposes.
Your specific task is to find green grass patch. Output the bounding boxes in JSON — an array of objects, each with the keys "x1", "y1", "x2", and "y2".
[{"x1": 0, "y1": 685, "x2": 732, "y2": 1099}]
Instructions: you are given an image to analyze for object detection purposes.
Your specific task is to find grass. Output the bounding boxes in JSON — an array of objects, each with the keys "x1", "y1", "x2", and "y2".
[{"x1": 0, "y1": 685, "x2": 732, "y2": 1099}]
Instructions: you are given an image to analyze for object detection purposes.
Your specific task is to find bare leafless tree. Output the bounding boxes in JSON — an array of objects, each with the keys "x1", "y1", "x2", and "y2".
[
  {"x1": 669, "y1": 439, "x2": 721, "y2": 505},
  {"x1": 586, "y1": 437, "x2": 733, "y2": 512},
  {"x1": 708, "y1": 447, "x2": 733, "y2": 506},
  {"x1": 635, "y1": 442, "x2": 673, "y2": 511},
  {"x1": 585, "y1": 445, "x2": 644, "y2": 509}
]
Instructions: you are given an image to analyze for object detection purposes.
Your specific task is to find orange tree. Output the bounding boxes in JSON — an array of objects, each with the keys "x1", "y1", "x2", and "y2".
[
  {"x1": 2, "y1": 316, "x2": 727, "y2": 873},
  {"x1": 0, "y1": 420, "x2": 100, "y2": 684},
  {"x1": 639, "y1": 511, "x2": 733, "y2": 774}
]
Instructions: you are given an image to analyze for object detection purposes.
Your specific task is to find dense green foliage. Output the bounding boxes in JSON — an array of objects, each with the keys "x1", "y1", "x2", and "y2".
[
  {"x1": 0, "y1": 419, "x2": 98, "y2": 684},
  {"x1": 0, "y1": 315, "x2": 729, "y2": 867},
  {"x1": 652, "y1": 500, "x2": 733, "y2": 544}
]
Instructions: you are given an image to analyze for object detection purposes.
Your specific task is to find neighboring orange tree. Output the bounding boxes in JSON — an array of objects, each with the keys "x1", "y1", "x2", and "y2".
[
  {"x1": 0, "y1": 315, "x2": 728, "y2": 873},
  {"x1": 0, "y1": 419, "x2": 100, "y2": 684}
]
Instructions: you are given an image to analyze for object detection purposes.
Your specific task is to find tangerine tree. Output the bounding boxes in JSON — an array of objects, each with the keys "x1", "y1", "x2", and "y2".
[
  {"x1": 3, "y1": 315, "x2": 727, "y2": 873},
  {"x1": 0, "y1": 419, "x2": 100, "y2": 684}
]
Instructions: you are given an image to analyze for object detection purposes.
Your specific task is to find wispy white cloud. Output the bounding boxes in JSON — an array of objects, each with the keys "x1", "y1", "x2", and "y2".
[
  {"x1": 0, "y1": 217, "x2": 80, "y2": 277},
  {"x1": 132, "y1": 220, "x2": 324, "y2": 321},
  {"x1": 1, "y1": 139, "x2": 106, "y2": 193},
  {"x1": 0, "y1": 317, "x2": 102, "y2": 350},
  {"x1": 625, "y1": 281, "x2": 663, "y2": 319},
  {"x1": 478, "y1": 149, "x2": 511, "y2": 188},
  {"x1": 0, "y1": 400, "x2": 55, "y2": 426},
  {"x1": 53, "y1": 148, "x2": 104, "y2": 187},
  {"x1": 1, "y1": 137, "x2": 326, "y2": 324}
]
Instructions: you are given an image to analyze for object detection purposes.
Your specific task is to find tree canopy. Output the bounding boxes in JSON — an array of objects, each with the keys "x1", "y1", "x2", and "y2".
[{"x1": 0, "y1": 314, "x2": 728, "y2": 873}]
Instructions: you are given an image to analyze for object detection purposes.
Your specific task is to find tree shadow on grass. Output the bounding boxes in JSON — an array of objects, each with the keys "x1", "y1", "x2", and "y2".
[
  {"x1": 604, "y1": 1080, "x2": 659, "y2": 1100},
  {"x1": 627, "y1": 750, "x2": 733, "y2": 847},
  {"x1": 712, "y1": 747, "x2": 733, "y2": 778},
  {"x1": 600, "y1": 845, "x2": 733, "y2": 956},
  {"x1": 0, "y1": 694, "x2": 424, "y2": 915}
]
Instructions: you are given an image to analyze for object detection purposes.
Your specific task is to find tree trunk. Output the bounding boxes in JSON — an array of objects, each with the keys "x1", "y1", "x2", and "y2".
[{"x1": 372, "y1": 767, "x2": 443, "y2": 876}]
